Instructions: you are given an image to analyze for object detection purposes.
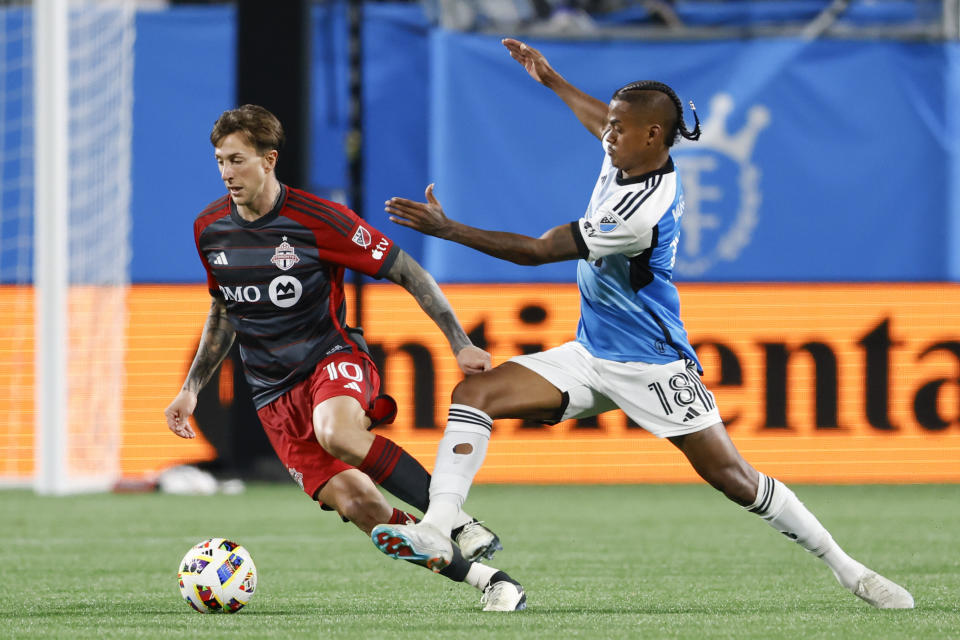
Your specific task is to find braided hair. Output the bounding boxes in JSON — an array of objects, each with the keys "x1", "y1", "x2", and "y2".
[{"x1": 612, "y1": 80, "x2": 701, "y2": 148}]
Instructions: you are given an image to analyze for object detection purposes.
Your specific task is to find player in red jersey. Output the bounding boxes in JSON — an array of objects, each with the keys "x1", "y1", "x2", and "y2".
[{"x1": 164, "y1": 105, "x2": 523, "y2": 611}]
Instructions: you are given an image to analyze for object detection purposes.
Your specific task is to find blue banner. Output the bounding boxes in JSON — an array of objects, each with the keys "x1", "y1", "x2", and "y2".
[
  {"x1": 425, "y1": 33, "x2": 956, "y2": 282},
  {"x1": 131, "y1": 7, "x2": 236, "y2": 283}
]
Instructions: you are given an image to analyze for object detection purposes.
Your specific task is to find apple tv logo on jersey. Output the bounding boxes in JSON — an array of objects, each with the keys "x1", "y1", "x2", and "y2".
[{"x1": 269, "y1": 275, "x2": 302, "y2": 308}]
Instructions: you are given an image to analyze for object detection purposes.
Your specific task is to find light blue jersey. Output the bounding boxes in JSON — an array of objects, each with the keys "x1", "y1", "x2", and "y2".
[{"x1": 570, "y1": 150, "x2": 701, "y2": 370}]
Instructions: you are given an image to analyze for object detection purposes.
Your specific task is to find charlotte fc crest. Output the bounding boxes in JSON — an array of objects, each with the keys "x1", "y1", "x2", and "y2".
[
  {"x1": 673, "y1": 93, "x2": 770, "y2": 277},
  {"x1": 271, "y1": 236, "x2": 300, "y2": 271}
]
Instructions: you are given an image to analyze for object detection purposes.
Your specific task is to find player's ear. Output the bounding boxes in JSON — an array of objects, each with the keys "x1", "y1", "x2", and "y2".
[
  {"x1": 263, "y1": 149, "x2": 278, "y2": 172},
  {"x1": 648, "y1": 123, "x2": 661, "y2": 146}
]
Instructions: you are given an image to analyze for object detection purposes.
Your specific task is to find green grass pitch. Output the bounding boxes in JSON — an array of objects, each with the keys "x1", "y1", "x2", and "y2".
[{"x1": 2, "y1": 483, "x2": 958, "y2": 639}]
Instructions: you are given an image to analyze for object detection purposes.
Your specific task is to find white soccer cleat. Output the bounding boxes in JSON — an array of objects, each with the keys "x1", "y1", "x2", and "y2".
[
  {"x1": 371, "y1": 522, "x2": 453, "y2": 573},
  {"x1": 481, "y1": 580, "x2": 527, "y2": 612},
  {"x1": 454, "y1": 520, "x2": 503, "y2": 563},
  {"x1": 852, "y1": 571, "x2": 915, "y2": 609}
]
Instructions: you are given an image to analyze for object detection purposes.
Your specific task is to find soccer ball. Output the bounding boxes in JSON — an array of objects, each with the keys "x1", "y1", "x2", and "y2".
[{"x1": 177, "y1": 538, "x2": 257, "y2": 613}]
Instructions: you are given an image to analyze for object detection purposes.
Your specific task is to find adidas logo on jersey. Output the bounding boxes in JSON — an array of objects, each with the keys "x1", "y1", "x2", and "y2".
[
  {"x1": 343, "y1": 381, "x2": 362, "y2": 392},
  {"x1": 682, "y1": 407, "x2": 701, "y2": 422},
  {"x1": 212, "y1": 251, "x2": 228, "y2": 265}
]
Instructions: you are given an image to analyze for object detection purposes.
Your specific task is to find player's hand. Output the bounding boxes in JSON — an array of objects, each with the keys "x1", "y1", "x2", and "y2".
[
  {"x1": 502, "y1": 38, "x2": 556, "y2": 86},
  {"x1": 385, "y1": 184, "x2": 451, "y2": 238},
  {"x1": 456, "y1": 345, "x2": 492, "y2": 375},
  {"x1": 164, "y1": 390, "x2": 198, "y2": 439}
]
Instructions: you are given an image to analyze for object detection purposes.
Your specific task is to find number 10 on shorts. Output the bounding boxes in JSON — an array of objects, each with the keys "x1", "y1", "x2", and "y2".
[{"x1": 326, "y1": 361, "x2": 365, "y2": 392}]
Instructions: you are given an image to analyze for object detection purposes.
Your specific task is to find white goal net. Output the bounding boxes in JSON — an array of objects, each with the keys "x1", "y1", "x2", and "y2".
[{"x1": 0, "y1": 1, "x2": 134, "y2": 493}]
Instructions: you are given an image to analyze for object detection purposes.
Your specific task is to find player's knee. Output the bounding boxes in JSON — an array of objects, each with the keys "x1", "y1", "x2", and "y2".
[
  {"x1": 312, "y1": 399, "x2": 372, "y2": 463},
  {"x1": 450, "y1": 376, "x2": 494, "y2": 412},
  {"x1": 313, "y1": 419, "x2": 364, "y2": 461}
]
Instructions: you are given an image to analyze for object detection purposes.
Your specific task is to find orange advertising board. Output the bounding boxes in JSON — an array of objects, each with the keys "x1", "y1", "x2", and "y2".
[{"x1": 1, "y1": 282, "x2": 959, "y2": 484}]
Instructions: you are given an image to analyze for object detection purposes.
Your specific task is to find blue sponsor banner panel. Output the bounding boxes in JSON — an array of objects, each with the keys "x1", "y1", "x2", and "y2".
[{"x1": 426, "y1": 33, "x2": 957, "y2": 282}]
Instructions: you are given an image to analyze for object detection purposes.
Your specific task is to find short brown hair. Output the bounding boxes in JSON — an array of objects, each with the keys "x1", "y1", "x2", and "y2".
[{"x1": 210, "y1": 104, "x2": 285, "y2": 155}]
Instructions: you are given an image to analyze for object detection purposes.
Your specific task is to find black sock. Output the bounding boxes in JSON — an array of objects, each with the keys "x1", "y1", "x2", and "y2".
[
  {"x1": 358, "y1": 435, "x2": 430, "y2": 512},
  {"x1": 382, "y1": 451, "x2": 431, "y2": 512},
  {"x1": 438, "y1": 545, "x2": 470, "y2": 582},
  {"x1": 487, "y1": 570, "x2": 521, "y2": 587}
]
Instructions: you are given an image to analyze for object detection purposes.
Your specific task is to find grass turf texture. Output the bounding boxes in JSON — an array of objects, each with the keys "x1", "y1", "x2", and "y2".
[{"x1": 2, "y1": 484, "x2": 957, "y2": 639}]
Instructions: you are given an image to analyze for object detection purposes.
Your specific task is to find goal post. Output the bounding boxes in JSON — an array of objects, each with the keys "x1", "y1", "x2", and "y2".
[
  {"x1": 34, "y1": 0, "x2": 69, "y2": 494},
  {"x1": 0, "y1": 1, "x2": 136, "y2": 493}
]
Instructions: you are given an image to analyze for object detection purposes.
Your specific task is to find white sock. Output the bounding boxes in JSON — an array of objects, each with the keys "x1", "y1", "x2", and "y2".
[
  {"x1": 464, "y1": 562, "x2": 499, "y2": 592},
  {"x1": 450, "y1": 510, "x2": 473, "y2": 531},
  {"x1": 747, "y1": 473, "x2": 866, "y2": 590},
  {"x1": 421, "y1": 404, "x2": 492, "y2": 534}
]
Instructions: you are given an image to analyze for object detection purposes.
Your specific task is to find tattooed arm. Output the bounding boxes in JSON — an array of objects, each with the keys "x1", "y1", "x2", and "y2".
[
  {"x1": 383, "y1": 249, "x2": 491, "y2": 375},
  {"x1": 164, "y1": 296, "x2": 236, "y2": 439}
]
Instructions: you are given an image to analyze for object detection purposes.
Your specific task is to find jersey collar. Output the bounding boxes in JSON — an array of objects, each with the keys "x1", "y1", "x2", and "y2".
[
  {"x1": 229, "y1": 183, "x2": 288, "y2": 228},
  {"x1": 616, "y1": 157, "x2": 674, "y2": 186}
]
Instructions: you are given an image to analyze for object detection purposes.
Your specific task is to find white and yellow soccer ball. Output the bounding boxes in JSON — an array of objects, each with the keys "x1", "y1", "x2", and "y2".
[{"x1": 177, "y1": 538, "x2": 257, "y2": 613}]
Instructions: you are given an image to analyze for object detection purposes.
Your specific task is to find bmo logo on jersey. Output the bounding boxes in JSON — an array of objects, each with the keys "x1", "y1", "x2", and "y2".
[
  {"x1": 268, "y1": 275, "x2": 303, "y2": 308},
  {"x1": 219, "y1": 277, "x2": 303, "y2": 307},
  {"x1": 219, "y1": 285, "x2": 261, "y2": 303}
]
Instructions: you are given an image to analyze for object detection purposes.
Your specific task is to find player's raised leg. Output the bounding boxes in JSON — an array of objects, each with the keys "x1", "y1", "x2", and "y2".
[
  {"x1": 353, "y1": 427, "x2": 501, "y2": 561},
  {"x1": 372, "y1": 362, "x2": 563, "y2": 571},
  {"x1": 312, "y1": 366, "x2": 501, "y2": 561},
  {"x1": 426, "y1": 362, "x2": 566, "y2": 534},
  {"x1": 320, "y1": 470, "x2": 523, "y2": 611},
  {"x1": 670, "y1": 424, "x2": 914, "y2": 609}
]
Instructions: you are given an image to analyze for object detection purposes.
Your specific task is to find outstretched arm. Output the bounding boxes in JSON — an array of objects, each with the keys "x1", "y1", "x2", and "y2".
[
  {"x1": 502, "y1": 38, "x2": 609, "y2": 140},
  {"x1": 383, "y1": 249, "x2": 491, "y2": 375},
  {"x1": 386, "y1": 184, "x2": 582, "y2": 266},
  {"x1": 164, "y1": 296, "x2": 236, "y2": 439}
]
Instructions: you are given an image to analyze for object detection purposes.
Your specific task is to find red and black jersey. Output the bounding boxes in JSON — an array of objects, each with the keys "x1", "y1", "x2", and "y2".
[{"x1": 193, "y1": 184, "x2": 399, "y2": 409}]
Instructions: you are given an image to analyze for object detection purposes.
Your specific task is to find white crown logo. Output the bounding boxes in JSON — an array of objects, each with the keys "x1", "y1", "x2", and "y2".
[
  {"x1": 674, "y1": 93, "x2": 771, "y2": 276},
  {"x1": 696, "y1": 93, "x2": 770, "y2": 163}
]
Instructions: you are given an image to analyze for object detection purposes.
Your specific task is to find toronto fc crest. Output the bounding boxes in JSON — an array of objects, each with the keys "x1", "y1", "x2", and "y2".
[{"x1": 271, "y1": 236, "x2": 300, "y2": 271}]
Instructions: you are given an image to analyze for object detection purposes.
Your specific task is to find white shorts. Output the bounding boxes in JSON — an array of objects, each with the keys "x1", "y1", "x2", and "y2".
[{"x1": 509, "y1": 341, "x2": 721, "y2": 439}]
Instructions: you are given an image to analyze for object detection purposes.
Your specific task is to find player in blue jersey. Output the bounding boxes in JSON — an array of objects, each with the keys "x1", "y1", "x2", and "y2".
[
  {"x1": 371, "y1": 39, "x2": 913, "y2": 611},
  {"x1": 164, "y1": 104, "x2": 523, "y2": 611}
]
